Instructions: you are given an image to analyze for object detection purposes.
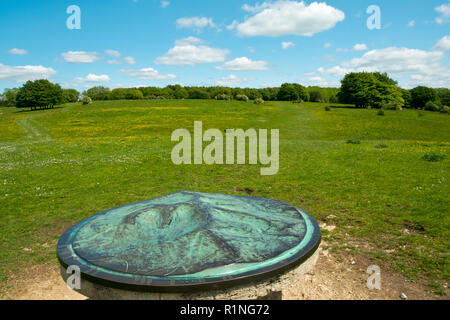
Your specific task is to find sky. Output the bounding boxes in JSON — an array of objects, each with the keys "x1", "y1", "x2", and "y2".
[{"x1": 0, "y1": 0, "x2": 449, "y2": 92}]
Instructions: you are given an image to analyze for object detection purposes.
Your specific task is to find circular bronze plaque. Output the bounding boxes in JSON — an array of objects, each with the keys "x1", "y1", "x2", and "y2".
[{"x1": 57, "y1": 191, "x2": 321, "y2": 292}]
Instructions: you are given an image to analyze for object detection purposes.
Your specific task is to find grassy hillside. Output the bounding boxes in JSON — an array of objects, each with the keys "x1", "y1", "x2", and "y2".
[{"x1": 0, "y1": 100, "x2": 448, "y2": 294}]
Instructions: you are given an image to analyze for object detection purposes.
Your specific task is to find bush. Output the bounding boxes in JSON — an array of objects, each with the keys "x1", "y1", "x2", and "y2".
[
  {"x1": 440, "y1": 106, "x2": 450, "y2": 114},
  {"x1": 383, "y1": 102, "x2": 402, "y2": 110},
  {"x1": 422, "y1": 153, "x2": 446, "y2": 162},
  {"x1": 189, "y1": 89, "x2": 210, "y2": 99},
  {"x1": 377, "y1": 109, "x2": 385, "y2": 116},
  {"x1": 424, "y1": 101, "x2": 440, "y2": 112},
  {"x1": 235, "y1": 94, "x2": 249, "y2": 102},
  {"x1": 254, "y1": 98, "x2": 264, "y2": 104},
  {"x1": 375, "y1": 143, "x2": 388, "y2": 149},
  {"x1": 346, "y1": 139, "x2": 361, "y2": 145},
  {"x1": 324, "y1": 106, "x2": 331, "y2": 111},
  {"x1": 410, "y1": 86, "x2": 437, "y2": 109},
  {"x1": 215, "y1": 94, "x2": 231, "y2": 101},
  {"x1": 82, "y1": 96, "x2": 92, "y2": 105}
]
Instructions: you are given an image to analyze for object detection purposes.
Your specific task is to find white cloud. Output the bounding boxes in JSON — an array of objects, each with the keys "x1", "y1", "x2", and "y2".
[
  {"x1": 434, "y1": 35, "x2": 450, "y2": 51},
  {"x1": 217, "y1": 57, "x2": 269, "y2": 71},
  {"x1": 407, "y1": 20, "x2": 415, "y2": 27},
  {"x1": 318, "y1": 47, "x2": 450, "y2": 88},
  {"x1": 160, "y1": 1, "x2": 170, "y2": 8},
  {"x1": 174, "y1": 37, "x2": 203, "y2": 46},
  {"x1": 226, "y1": 20, "x2": 238, "y2": 30},
  {"x1": 435, "y1": 3, "x2": 450, "y2": 24},
  {"x1": 62, "y1": 51, "x2": 99, "y2": 63},
  {"x1": 317, "y1": 66, "x2": 349, "y2": 77},
  {"x1": 119, "y1": 67, "x2": 176, "y2": 80},
  {"x1": 242, "y1": 3, "x2": 271, "y2": 13},
  {"x1": 215, "y1": 74, "x2": 246, "y2": 86},
  {"x1": 106, "y1": 50, "x2": 121, "y2": 58},
  {"x1": 353, "y1": 43, "x2": 368, "y2": 51},
  {"x1": 282, "y1": 42, "x2": 296, "y2": 50},
  {"x1": 306, "y1": 76, "x2": 339, "y2": 87},
  {"x1": 176, "y1": 17, "x2": 216, "y2": 29},
  {"x1": 74, "y1": 74, "x2": 110, "y2": 83},
  {"x1": 236, "y1": 1, "x2": 345, "y2": 37},
  {"x1": 124, "y1": 56, "x2": 136, "y2": 65},
  {"x1": 107, "y1": 60, "x2": 121, "y2": 65},
  {"x1": 323, "y1": 42, "x2": 331, "y2": 49},
  {"x1": 9, "y1": 48, "x2": 28, "y2": 55},
  {"x1": 0, "y1": 64, "x2": 56, "y2": 82},
  {"x1": 155, "y1": 38, "x2": 229, "y2": 65}
]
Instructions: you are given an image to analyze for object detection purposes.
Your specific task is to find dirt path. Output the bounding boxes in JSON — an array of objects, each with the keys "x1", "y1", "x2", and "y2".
[
  {"x1": 16, "y1": 116, "x2": 52, "y2": 142},
  {"x1": 2, "y1": 244, "x2": 446, "y2": 300}
]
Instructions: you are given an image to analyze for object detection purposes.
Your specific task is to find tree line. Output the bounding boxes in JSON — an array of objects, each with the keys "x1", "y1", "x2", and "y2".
[
  {"x1": 79, "y1": 84, "x2": 337, "y2": 104},
  {"x1": 1, "y1": 73, "x2": 449, "y2": 113}
]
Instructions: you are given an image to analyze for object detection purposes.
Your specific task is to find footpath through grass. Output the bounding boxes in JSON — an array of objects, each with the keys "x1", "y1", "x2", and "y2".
[{"x1": 0, "y1": 100, "x2": 448, "y2": 295}]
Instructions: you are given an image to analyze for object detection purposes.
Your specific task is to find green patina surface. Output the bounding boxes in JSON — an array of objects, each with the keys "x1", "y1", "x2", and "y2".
[{"x1": 67, "y1": 191, "x2": 316, "y2": 279}]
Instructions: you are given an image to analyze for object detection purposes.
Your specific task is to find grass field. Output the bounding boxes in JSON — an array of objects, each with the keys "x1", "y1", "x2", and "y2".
[{"x1": 0, "y1": 100, "x2": 449, "y2": 295}]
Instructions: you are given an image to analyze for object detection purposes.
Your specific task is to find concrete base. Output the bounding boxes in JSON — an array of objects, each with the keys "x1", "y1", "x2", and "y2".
[{"x1": 60, "y1": 249, "x2": 319, "y2": 300}]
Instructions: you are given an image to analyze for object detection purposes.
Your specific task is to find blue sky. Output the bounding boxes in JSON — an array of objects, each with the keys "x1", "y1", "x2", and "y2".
[{"x1": 1, "y1": 0, "x2": 449, "y2": 92}]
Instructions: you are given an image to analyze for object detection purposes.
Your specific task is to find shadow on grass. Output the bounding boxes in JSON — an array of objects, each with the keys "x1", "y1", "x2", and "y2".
[
  {"x1": 13, "y1": 106, "x2": 65, "y2": 114},
  {"x1": 328, "y1": 105, "x2": 359, "y2": 109}
]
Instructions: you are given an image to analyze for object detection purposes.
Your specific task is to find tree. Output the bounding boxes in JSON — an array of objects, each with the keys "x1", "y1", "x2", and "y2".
[
  {"x1": 16, "y1": 80, "x2": 63, "y2": 110},
  {"x1": 371, "y1": 81, "x2": 404, "y2": 109},
  {"x1": 231, "y1": 88, "x2": 245, "y2": 98},
  {"x1": 400, "y1": 89, "x2": 412, "y2": 108},
  {"x1": 85, "y1": 86, "x2": 111, "y2": 100},
  {"x1": 259, "y1": 87, "x2": 279, "y2": 101},
  {"x1": 62, "y1": 89, "x2": 80, "y2": 103},
  {"x1": 243, "y1": 88, "x2": 262, "y2": 100},
  {"x1": 277, "y1": 83, "x2": 299, "y2": 101},
  {"x1": 160, "y1": 87, "x2": 175, "y2": 99},
  {"x1": 436, "y1": 88, "x2": 450, "y2": 107},
  {"x1": 173, "y1": 87, "x2": 189, "y2": 99},
  {"x1": 338, "y1": 72, "x2": 375, "y2": 107},
  {"x1": 309, "y1": 91, "x2": 324, "y2": 103},
  {"x1": 338, "y1": 72, "x2": 404, "y2": 108},
  {"x1": 110, "y1": 88, "x2": 127, "y2": 100},
  {"x1": 188, "y1": 88, "x2": 209, "y2": 99},
  {"x1": 208, "y1": 86, "x2": 232, "y2": 99},
  {"x1": 410, "y1": 86, "x2": 438, "y2": 109},
  {"x1": 3, "y1": 88, "x2": 20, "y2": 107},
  {"x1": 292, "y1": 84, "x2": 309, "y2": 101},
  {"x1": 126, "y1": 88, "x2": 144, "y2": 100},
  {"x1": 373, "y1": 72, "x2": 398, "y2": 86}
]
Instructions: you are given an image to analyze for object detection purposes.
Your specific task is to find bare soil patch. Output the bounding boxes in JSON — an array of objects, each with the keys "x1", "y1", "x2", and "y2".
[{"x1": 2, "y1": 245, "x2": 446, "y2": 300}]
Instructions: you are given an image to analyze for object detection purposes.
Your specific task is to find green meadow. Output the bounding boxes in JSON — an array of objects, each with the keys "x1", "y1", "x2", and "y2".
[{"x1": 0, "y1": 100, "x2": 449, "y2": 294}]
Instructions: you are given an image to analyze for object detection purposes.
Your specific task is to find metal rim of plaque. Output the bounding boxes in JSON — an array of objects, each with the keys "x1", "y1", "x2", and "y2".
[{"x1": 57, "y1": 191, "x2": 321, "y2": 293}]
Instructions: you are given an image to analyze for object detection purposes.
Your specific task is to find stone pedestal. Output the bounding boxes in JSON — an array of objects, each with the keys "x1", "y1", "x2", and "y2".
[{"x1": 61, "y1": 249, "x2": 318, "y2": 300}]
